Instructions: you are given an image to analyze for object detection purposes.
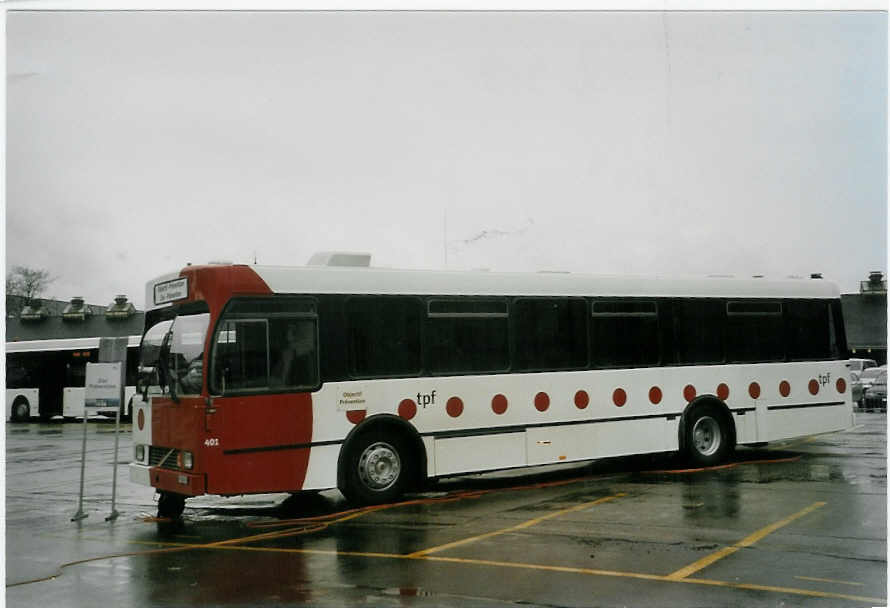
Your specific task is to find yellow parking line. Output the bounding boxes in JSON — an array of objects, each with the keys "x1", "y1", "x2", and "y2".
[
  {"x1": 795, "y1": 575, "x2": 864, "y2": 587},
  {"x1": 191, "y1": 545, "x2": 886, "y2": 604},
  {"x1": 407, "y1": 493, "x2": 625, "y2": 557},
  {"x1": 667, "y1": 501, "x2": 826, "y2": 580}
]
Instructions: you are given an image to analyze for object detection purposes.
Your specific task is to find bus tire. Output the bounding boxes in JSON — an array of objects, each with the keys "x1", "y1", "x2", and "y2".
[
  {"x1": 684, "y1": 404, "x2": 732, "y2": 467},
  {"x1": 157, "y1": 492, "x2": 186, "y2": 519},
  {"x1": 11, "y1": 397, "x2": 30, "y2": 422},
  {"x1": 341, "y1": 430, "x2": 412, "y2": 506}
]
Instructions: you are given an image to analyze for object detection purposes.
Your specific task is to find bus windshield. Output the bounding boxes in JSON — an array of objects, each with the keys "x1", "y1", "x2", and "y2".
[{"x1": 140, "y1": 313, "x2": 210, "y2": 397}]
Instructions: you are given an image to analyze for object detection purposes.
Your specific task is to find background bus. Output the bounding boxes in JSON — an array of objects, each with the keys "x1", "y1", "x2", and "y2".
[
  {"x1": 130, "y1": 262, "x2": 854, "y2": 517},
  {"x1": 6, "y1": 336, "x2": 141, "y2": 421}
]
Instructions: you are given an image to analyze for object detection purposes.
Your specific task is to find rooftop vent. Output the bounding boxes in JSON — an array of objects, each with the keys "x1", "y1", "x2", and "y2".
[
  {"x1": 861, "y1": 271, "x2": 887, "y2": 295},
  {"x1": 810, "y1": 273, "x2": 823, "y2": 279},
  {"x1": 307, "y1": 251, "x2": 372, "y2": 267},
  {"x1": 62, "y1": 296, "x2": 91, "y2": 322},
  {"x1": 20, "y1": 301, "x2": 47, "y2": 322},
  {"x1": 105, "y1": 294, "x2": 136, "y2": 320}
]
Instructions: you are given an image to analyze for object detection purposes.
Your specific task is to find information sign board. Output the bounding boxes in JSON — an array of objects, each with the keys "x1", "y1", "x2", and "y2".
[{"x1": 85, "y1": 362, "x2": 123, "y2": 409}]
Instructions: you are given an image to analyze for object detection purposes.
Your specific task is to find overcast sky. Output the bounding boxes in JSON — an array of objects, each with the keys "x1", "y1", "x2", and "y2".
[{"x1": 6, "y1": 10, "x2": 887, "y2": 310}]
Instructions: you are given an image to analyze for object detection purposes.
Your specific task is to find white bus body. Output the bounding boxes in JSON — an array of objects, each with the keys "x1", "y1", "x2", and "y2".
[{"x1": 130, "y1": 263, "x2": 855, "y2": 510}]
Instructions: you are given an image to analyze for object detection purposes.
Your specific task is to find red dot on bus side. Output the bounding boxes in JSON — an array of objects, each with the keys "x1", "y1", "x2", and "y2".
[
  {"x1": 446, "y1": 397, "x2": 464, "y2": 417},
  {"x1": 613, "y1": 388, "x2": 627, "y2": 407},
  {"x1": 137, "y1": 409, "x2": 145, "y2": 431},
  {"x1": 809, "y1": 379, "x2": 819, "y2": 395},
  {"x1": 346, "y1": 410, "x2": 366, "y2": 424},
  {"x1": 683, "y1": 385, "x2": 696, "y2": 402},
  {"x1": 649, "y1": 386, "x2": 662, "y2": 404},
  {"x1": 398, "y1": 399, "x2": 417, "y2": 420},
  {"x1": 534, "y1": 392, "x2": 550, "y2": 412},
  {"x1": 779, "y1": 381, "x2": 791, "y2": 397},
  {"x1": 749, "y1": 382, "x2": 761, "y2": 399},
  {"x1": 574, "y1": 390, "x2": 589, "y2": 409},
  {"x1": 717, "y1": 383, "x2": 730, "y2": 401},
  {"x1": 836, "y1": 378, "x2": 846, "y2": 394},
  {"x1": 492, "y1": 394, "x2": 508, "y2": 415}
]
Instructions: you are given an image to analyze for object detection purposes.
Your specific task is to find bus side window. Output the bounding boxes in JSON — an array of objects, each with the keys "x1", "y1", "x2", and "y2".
[
  {"x1": 213, "y1": 320, "x2": 270, "y2": 392},
  {"x1": 512, "y1": 298, "x2": 587, "y2": 371},
  {"x1": 786, "y1": 300, "x2": 832, "y2": 360},
  {"x1": 426, "y1": 298, "x2": 509, "y2": 375},
  {"x1": 673, "y1": 299, "x2": 726, "y2": 365},
  {"x1": 269, "y1": 318, "x2": 318, "y2": 389},
  {"x1": 726, "y1": 301, "x2": 784, "y2": 363},
  {"x1": 346, "y1": 296, "x2": 421, "y2": 378},
  {"x1": 590, "y1": 299, "x2": 659, "y2": 368}
]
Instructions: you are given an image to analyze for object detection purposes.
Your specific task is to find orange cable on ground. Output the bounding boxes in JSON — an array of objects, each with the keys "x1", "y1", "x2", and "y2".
[{"x1": 642, "y1": 454, "x2": 801, "y2": 475}]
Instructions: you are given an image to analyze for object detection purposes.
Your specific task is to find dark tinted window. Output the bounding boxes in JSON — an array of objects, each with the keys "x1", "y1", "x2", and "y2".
[
  {"x1": 590, "y1": 300, "x2": 660, "y2": 367},
  {"x1": 786, "y1": 300, "x2": 832, "y2": 360},
  {"x1": 426, "y1": 299, "x2": 509, "y2": 374},
  {"x1": 726, "y1": 301, "x2": 784, "y2": 362},
  {"x1": 213, "y1": 319, "x2": 270, "y2": 391},
  {"x1": 211, "y1": 297, "x2": 319, "y2": 393},
  {"x1": 674, "y1": 299, "x2": 725, "y2": 364},
  {"x1": 513, "y1": 299, "x2": 587, "y2": 371},
  {"x1": 347, "y1": 296, "x2": 421, "y2": 377}
]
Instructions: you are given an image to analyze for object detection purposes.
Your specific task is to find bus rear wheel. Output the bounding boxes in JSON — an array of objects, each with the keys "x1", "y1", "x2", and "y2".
[
  {"x1": 684, "y1": 404, "x2": 732, "y2": 467},
  {"x1": 157, "y1": 492, "x2": 186, "y2": 519},
  {"x1": 341, "y1": 431, "x2": 412, "y2": 505},
  {"x1": 11, "y1": 398, "x2": 30, "y2": 422}
]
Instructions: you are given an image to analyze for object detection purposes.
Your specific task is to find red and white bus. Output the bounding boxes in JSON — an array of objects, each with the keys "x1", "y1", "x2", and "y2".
[{"x1": 129, "y1": 261, "x2": 853, "y2": 517}]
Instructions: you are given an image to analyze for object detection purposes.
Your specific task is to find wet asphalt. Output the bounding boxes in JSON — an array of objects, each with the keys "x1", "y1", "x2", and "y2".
[{"x1": 5, "y1": 413, "x2": 887, "y2": 607}]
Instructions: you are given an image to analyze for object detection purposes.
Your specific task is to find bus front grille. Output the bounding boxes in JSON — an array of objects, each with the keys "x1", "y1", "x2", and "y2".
[{"x1": 149, "y1": 446, "x2": 181, "y2": 470}]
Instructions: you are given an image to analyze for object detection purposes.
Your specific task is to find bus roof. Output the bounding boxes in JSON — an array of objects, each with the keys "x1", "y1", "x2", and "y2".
[{"x1": 146, "y1": 264, "x2": 841, "y2": 312}]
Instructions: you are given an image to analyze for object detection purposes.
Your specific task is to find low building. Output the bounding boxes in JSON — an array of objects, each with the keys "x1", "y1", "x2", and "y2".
[
  {"x1": 841, "y1": 271, "x2": 887, "y2": 365},
  {"x1": 6, "y1": 294, "x2": 144, "y2": 419}
]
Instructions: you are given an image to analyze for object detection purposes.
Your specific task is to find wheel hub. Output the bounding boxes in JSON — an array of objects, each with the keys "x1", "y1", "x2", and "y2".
[
  {"x1": 358, "y1": 442, "x2": 401, "y2": 491},
  {"x1": 692, "y1": 416, "x2": 722, "y2": 456}
]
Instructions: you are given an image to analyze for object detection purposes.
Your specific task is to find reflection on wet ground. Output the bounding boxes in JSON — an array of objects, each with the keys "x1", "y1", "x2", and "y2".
[{"x1": 6, "y1": 414, "x2": 887, "y2": 607}]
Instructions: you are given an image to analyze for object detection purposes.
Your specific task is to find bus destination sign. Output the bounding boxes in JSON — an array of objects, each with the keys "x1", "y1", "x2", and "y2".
[{"x1": 154, "y1": 277, "x2": 189, "y2": 305}]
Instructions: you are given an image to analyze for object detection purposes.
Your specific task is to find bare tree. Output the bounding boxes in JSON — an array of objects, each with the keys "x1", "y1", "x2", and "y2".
[{"x1": 6, "y1": 266, "x2": 55, "y2": 314}]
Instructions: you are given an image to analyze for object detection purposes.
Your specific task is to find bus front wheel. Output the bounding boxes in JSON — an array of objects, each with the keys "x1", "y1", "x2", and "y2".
[
  {"x1": 341, "y1": 431, "x2": 411, "y2": 505},
  {"x1": 157, "y1": 492, "x2": 186, "y2": 519},
  {"x1": 684, "y1": 405, "x2": 732, "y2": 467},
  {"x1": 11, "y1": 398, "x2": 30, "y2": 423}
]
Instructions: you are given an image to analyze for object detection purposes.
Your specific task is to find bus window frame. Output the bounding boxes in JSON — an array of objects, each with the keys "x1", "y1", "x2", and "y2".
[
  {"x1": 672, "y1": 297, "x2": 727, "y2": 366},
  {"x1": 510, "y1": 296, "x2": 589, "y2": 373},
  {"x1": 209, "y1": 296, "x2": 321, "y2": 396},
  {"x1": 345, "y1": 294, "x2": 425, "y2": 381},
  {"x1": 589, "y1": 298, "x2": 662, "y2": 369},
  {"x1": 724, "y1": 299, "x2": 785, "y2": 364},
  {"x1": 425, "y1": 296, "x2": 511, "y2": 376},
  {"x1": 784, "y1": 299, "x2": 836, "y2": 362}
]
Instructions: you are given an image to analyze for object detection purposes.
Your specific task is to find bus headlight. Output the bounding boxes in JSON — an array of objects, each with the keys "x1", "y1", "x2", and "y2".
[
  {"x1": 134, "y1": 444, "x2": 145, "y2": 462},
  {"x1": 180, "y1": 451, "x2": 193, "y2": 470}
]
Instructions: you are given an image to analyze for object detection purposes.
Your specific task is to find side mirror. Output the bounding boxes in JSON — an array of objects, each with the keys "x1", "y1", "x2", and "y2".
[{"x1": 137, "y1": 366, "x2": 156, "y2": 400}]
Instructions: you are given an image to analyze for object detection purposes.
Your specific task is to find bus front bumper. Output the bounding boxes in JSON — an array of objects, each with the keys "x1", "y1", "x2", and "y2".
[{"x1": 129, "y1": 463, "x2": 206, "y2": 497}]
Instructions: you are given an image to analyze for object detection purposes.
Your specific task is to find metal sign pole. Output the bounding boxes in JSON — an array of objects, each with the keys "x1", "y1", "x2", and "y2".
[
  {"x1": 106, "y1": 407, "x2": 121, "y2": 521},
  {"x1": 71, "y1": 414, "x2": 89, "y2": 521},
  {"x1": 106, "y1": 369, "x2": 124, "y2": 522},
  {"x1": 99, "y1": 337, "x2": 128, "y2": 521}
]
